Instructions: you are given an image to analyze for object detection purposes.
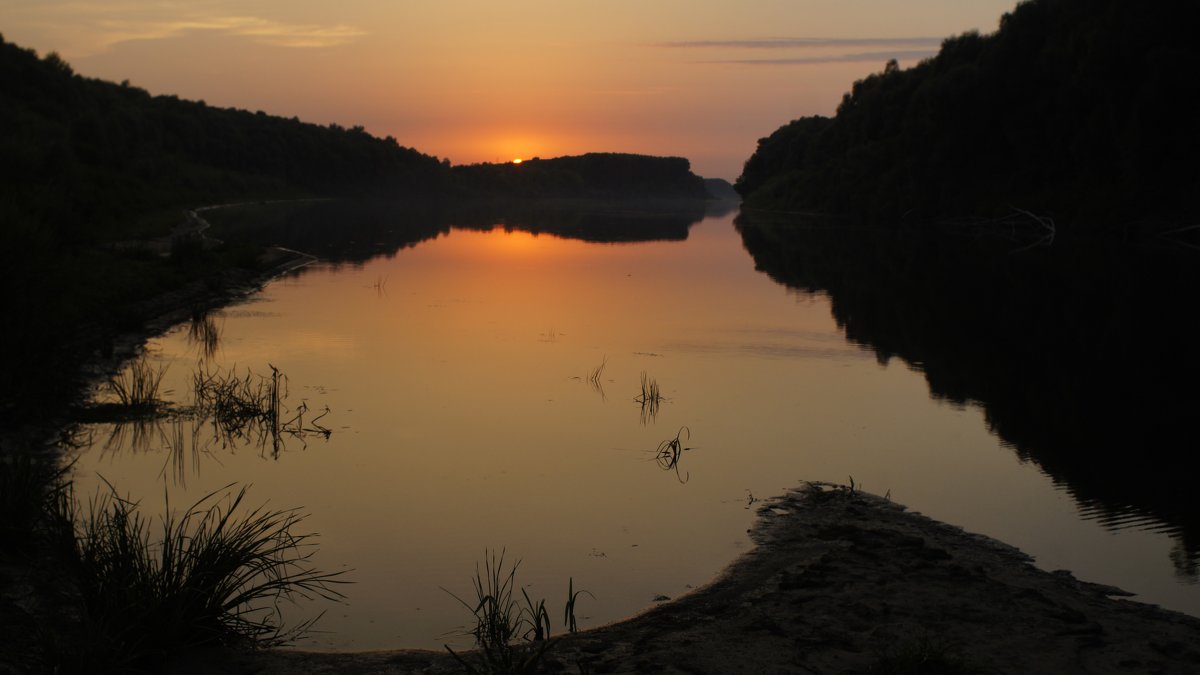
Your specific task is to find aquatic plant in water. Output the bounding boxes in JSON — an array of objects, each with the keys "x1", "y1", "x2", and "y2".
[
  {"x1": 587, "y1": 356, "x2": 608, "y2": 400},
  {"x1": 654, "y1": 426, "x2": 693, "y2": 484},
  {"x1": 635, "y1": 371, "x2": 664, "y2": 424},
  {"x1": 191, "y1": 363, "x2": 329, "y2": 455}
]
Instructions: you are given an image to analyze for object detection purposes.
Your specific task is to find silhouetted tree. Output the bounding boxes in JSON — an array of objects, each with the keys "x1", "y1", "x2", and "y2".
[{"x1": 735, "y1": 0, "x2": 1200, "y2": 234}]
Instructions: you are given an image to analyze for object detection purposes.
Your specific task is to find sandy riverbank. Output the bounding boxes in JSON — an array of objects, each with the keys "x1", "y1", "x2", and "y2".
[{"x1": 168, "y1": 484, "x2": 1200, "y2": 675}]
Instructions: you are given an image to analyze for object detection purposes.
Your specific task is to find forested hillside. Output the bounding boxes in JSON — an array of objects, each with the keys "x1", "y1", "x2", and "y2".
[
  {"x1": 735, "y1": 0, "x2": 1200, "y2": 233},
  {"x1": 0, "y1": 35, "x2": 447, "y2": 251}
]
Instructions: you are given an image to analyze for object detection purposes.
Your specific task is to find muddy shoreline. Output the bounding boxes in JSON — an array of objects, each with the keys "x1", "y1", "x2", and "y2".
[{"x1": 169, "y1": 484, "x2": 1200, "y2": 674}]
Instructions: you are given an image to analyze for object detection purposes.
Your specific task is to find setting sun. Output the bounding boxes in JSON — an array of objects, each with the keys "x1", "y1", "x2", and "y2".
[{"x1": 512, "y1": 158, "x2": 523, "y2": 164}]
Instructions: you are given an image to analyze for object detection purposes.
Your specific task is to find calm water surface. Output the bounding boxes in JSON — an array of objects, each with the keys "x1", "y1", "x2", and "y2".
[{"x1": 68, "y1": 209, "x2": 1198, "y2": 650}]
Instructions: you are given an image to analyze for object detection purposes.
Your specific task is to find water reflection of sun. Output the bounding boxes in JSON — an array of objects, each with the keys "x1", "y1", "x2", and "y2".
[
  {"x1": 492, "y1": 229, "x2": 540, "y2": 254},
  {"x1": 448, "y1": 228, "x2": 590, "y2": 268}
]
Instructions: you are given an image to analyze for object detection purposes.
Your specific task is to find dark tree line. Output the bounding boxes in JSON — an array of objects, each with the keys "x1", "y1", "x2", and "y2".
[
  {"x1": 452, "y1": 153, "x2": 709, "y2": 200},
  {"x1": 1, "y1": 35, "x2": 712, "y2": 255},
  {"x1": 735, "y1": 0, "x2": 1200, "y2": 234}
]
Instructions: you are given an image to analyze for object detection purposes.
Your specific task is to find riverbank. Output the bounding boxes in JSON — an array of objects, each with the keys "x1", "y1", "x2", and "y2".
[
  {"x1": 83, "y1": 206, "x2": 317, "y2": 383},
  {"x1": 0, "y1": 206, "x2": 316, "y2": 675},
  {"x1": 168, "y1": 483, "x2": 1200, "y2": 675}
]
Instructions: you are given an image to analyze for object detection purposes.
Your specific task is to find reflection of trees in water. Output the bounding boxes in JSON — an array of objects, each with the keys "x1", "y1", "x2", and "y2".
[
  {"x1": 736, "y1": 213, "x2": 1200, "y2": 579},
  {"x1": 202, "y1": 198, "x2": 708, "y2": 269}
]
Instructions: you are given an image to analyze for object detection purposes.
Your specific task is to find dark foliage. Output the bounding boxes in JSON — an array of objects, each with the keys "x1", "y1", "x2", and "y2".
[{"x1": 735, "y1": 0, "x2": 1200, "y2": 232}]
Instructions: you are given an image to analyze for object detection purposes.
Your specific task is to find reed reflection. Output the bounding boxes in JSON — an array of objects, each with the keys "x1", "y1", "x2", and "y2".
[
  {"x1": 76, "y1": 359, "x2": 333, "y2": 484},
  {"x1": 186, "y1": 307, "x2": 222, "y2": 360}
]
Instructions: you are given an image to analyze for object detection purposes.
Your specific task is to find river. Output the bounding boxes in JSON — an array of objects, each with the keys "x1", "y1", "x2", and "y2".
[{"x1": 64, "y1": 201, "x2": 1199, "y2": 650}]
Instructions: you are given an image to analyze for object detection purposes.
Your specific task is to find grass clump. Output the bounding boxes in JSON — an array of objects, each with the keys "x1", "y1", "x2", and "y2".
[
  {"x1": 105, "y1": 356, "x2": 170, "y2": 413},
  {"x1": 63, "y1": 482, "x2": 346, "y2": 670},
  {"x1": 444, "y1": 549, "x2": 591, "y2": 674}
]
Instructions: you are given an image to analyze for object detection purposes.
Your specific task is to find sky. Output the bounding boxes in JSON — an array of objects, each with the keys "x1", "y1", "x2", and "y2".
[{"x1": 2, "y1": 1, "x2": 1018, "y2": 179}]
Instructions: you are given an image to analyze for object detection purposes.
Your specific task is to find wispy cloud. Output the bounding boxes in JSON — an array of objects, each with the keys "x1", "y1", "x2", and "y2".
[
  {"x1": 708, "y1": 49, "x2": 939, "y2": 66},
  {"x1": 11, "y1": 2, "x2": 365, "y2": 54},
  {"x1": 657, "y1": 37, "x2": 943, "y2": 50},
  {"x1": 93, "y1": 15, "x2": 366, "y2": 50},
  {"x1": 655, "y1": 36, "x2": 941, "y2": 66}
]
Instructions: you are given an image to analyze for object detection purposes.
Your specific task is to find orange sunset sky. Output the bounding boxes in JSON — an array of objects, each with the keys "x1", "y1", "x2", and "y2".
[{"x1": 3, "y1": 1, "x2": 1015, "y2": 179}]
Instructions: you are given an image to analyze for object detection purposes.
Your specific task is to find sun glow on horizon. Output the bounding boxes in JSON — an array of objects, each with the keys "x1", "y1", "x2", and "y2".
[
  {"x1": 512, "y1": 158, "x2": 523, "y2": 164},
  {"x1": 1, "y1": 1, "x2": 1019, "y2": 179}
]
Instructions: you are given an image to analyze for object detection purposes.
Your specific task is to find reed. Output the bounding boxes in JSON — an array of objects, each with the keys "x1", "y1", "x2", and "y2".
[
  {"x1": 635, "y1": 371, "x2": 664, "y2": 424},
  {"x1": 636, "y1": 371, "x2": 662, "y2": 404},
  {"x1": 587, "y1": 356, "x2": 608, "y2": 399},
  {"x1": 587, "y1": 356, "x2": 607, "y2": 387},
  {"x1": 444, "y1": 550, "x2": 591, "y2": 674},
  {"x1": 564, "y1": 577, "x2": 593, "y2": 634},
  {"x1": 192, "y1": 363, "x2": 285, "y2": 442}
]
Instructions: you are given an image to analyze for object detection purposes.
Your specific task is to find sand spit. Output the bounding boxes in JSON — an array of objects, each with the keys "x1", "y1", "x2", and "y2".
[{"x1": 182, "y1": 484, "x2": 1200, "y2": 675}]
